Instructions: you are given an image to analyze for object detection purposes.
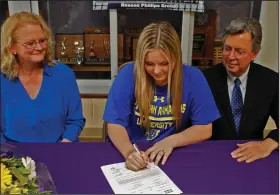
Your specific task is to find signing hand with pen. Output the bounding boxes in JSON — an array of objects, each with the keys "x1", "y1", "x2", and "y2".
[{"x1": 125, "y1": 144, "x2": 149, "y2": 171}]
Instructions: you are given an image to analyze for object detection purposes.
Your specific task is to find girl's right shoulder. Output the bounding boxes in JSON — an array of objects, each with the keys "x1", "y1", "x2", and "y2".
[
  {"x1": 113, "y1": 62, "x2": 135, "y2": 87},
  {"x1": 116, "y1": 62, "x2": 135, "y2": 79},
  {"x1": 118, "y1": 61, "x2": 135, "y2": 73}
]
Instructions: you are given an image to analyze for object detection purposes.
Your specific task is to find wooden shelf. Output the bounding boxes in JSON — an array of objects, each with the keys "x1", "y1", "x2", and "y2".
[
  {"x1": 70, "y1": 65, "x2": 111, "y2": 72},
  {"x1": 81, "y1": 94, "x2": 108, "y2": 98},
  {"x1": 192, "y1": 57, "x2": 214, "y2": 60}
]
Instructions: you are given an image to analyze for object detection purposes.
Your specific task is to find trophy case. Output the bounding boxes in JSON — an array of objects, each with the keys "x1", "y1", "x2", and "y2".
[
  {"x1": 213, "y1": 37, "x2": 223, "y2": 65},
  {"x1": 53, "y1": 9, "x2": 217, "y2": 75},
  {"x1": 24, "y1": 0, "x2": 260, "y2": 81},
  {"x1": 83, "y1": 28, "x2": 124, "y2": 66},
  {"x1": 123, "y1": 28, "x2": 142, "y2": 62},
  {"x1": 55, "y1": 34, "x2": 84, "y2": 65},
  {"x1": 118, "y1": 9, "x2": 182, "y2": 63},
  {"x1": 55, "y1": 32, "x2": 111, "y2": 75},
  {"x1": 192, "y1": 9, "x2": 217, "y2": 70},
  {"x1": 119, "y1": 9, "x2": 217, "y2": 70},
  {"x1": 55, "y1": 28, "x2": 124, "y2": 74}
]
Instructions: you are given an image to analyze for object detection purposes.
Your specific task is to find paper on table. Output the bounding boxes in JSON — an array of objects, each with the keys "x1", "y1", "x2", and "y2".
[{"x1": 101, "y1": 162, "x2": 182, "y2": 194}]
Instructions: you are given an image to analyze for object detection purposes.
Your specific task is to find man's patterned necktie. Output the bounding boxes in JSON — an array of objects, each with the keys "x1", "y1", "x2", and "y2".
[{"x1": 231, "y1": 78, "x2": 243, "y2": 133}]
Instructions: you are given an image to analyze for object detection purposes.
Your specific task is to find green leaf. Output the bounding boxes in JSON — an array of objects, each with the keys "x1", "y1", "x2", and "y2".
[
  {"x1": 41, "y1": 190, "x2": 52, "y2": 194},
  {"x1": 17, "y1": 167, "x2": 31, "y2": 175},
  {"x1": 1, "y1": 158, "x2": 9, "y2": 163},
  {"x1": 11, "y1": 167, "x2": 29, "y2": 186},
  {"x1": 31, "y1": 182, "x2": 38, "y2": 188}
]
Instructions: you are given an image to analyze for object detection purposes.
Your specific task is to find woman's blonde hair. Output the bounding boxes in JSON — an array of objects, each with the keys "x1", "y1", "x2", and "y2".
[
  {"x1": 134, "y1": 21, "x2": 183, "y2": 132},
  {"x1": 1, "y1": 11, "x2": 54, "y2": 79}
]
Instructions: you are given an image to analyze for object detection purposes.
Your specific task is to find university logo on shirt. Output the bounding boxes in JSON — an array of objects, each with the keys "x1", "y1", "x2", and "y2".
[{"x1": 134, "y1": 96, "x2": 186, "y2": 141}]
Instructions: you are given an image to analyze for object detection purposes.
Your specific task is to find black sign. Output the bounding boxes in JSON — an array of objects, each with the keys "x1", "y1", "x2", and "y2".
[{"x1": 93, "y1": 1, "x2": 204, "y2": 12}]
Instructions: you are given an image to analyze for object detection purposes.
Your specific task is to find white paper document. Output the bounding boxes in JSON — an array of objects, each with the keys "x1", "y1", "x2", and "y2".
[{"x1": 101, "y1": 162, "x2": 182, "y2": 194}]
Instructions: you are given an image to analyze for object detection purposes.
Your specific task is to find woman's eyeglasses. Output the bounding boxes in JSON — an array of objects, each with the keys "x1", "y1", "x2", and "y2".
[{"x1": 15, "y1": 38, "x2": 48, "y2": 49}]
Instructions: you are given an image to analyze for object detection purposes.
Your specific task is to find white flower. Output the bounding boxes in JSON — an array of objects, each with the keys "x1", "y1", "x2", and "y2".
[{"x1": 21, "y1": 157, "x2": 36, "y2": 180}]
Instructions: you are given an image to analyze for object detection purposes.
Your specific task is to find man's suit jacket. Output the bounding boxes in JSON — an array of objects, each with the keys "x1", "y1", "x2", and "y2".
[{"x1": 203, "y1": 62, "x2": 279, "y2": 142}]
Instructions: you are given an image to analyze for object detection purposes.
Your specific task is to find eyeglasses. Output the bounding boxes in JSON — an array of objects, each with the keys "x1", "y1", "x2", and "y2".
[
  {"x1": 222, "y1": 46, "x2": 248, "y2": 59},
  {"x1": 15, "y1": 38, "x2": 48, "y2": 49}
]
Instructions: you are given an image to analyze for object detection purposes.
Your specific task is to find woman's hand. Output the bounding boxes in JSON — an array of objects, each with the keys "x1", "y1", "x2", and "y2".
[
  {"x1": 145, "y1": 137, "x2": 175, "y2": 166},
  {"x1": 125, "y1": 150, "x2": 149, "y2": 171}
]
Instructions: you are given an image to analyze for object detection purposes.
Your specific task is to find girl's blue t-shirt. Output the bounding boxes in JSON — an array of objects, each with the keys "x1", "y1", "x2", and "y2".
[{"x1": 103, "y1": 63, "x2": 220, "y2": 143}]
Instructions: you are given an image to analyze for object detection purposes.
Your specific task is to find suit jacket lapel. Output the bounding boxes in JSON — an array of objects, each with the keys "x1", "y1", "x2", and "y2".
[{"x1": 239, "y1": 63, "x2": 258, "y2": 134}]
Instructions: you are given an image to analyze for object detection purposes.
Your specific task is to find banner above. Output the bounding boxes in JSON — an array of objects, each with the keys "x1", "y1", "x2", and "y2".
[{"x1": 93, "y1": 1, "x2": 204, "y2": 12}]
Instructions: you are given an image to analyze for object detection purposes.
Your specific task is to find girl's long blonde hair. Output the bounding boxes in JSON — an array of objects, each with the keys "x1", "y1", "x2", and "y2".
[
  {"x1": 1, "y1": 11, "x2": 54, "y2": 80},
  {"x1": 134, "y1": 21, "x2": 183, "y2": 132}
]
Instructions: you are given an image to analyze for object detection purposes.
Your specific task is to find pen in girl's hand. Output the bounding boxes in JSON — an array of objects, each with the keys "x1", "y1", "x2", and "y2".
[{"x1": 133, "y1": 143, "x2": 150, "y2": 164}]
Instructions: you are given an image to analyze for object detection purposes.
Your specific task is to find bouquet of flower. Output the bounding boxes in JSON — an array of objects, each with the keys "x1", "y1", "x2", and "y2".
[{"x1": 1, "y1": 144, "x2": 57, "y2": 194}]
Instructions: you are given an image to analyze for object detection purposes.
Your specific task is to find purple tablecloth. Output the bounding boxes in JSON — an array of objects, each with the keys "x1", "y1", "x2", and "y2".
[{"x1": 11, "y1": 140, "x2": 279, "y2": 194}]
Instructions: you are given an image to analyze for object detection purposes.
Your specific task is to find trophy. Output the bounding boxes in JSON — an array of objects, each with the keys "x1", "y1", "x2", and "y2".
[
  {"x1": 73, "y1": 40, "x2": 84, "y2": 65},
  {"x1": 89, "y1": 40, "x2": 97, "y2": 58},
  {"x1": 103, "y1": 39, "x2": 110, "y2": 57},
  {"x1": 83, "y1": 29, "x2": 124, "y2": 65},
  {"x1": 59, "y1": 37, "x2": 67, "y2": 56},
  {"x1": 101, "y1": 35, "x2": 110, "y2": 57}
]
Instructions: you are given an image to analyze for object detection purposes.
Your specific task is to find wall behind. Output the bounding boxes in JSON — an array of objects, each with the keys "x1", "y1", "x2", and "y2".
[
  {"x1": 0, "y1": 1, "x2": 8, "y2": 26},
  {"x1": 254, "y1": 1, "x2": 279, "y2": 72}
]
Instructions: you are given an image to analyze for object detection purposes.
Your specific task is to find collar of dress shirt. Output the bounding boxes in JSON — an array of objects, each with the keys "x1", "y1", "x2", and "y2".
[{"x1": 226, "y1": 64, "x2": 250, "y2": 90}]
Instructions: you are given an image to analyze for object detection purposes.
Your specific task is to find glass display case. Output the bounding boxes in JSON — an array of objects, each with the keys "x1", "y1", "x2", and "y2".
[
  {"x1": 5, "y1": 1, "x2": 260, "y2": 90},
  {"x1": 34, "y1": 0, "x2": 205, "y2": 95},
  {"x1": 118, "y1": 9, "x2": 183, "y2": 62},
  {"x1": 39, "y1": 1, "x2": 112, "y2": 80},
  {"x1": 204, "y1": 1, "x2": 260, "y2": 66},
  {"x1": 37, "y1": 1, "x2": 192, "y2": 82},
  {"x1": 205, "y1": 1, "x2": 260, "y2": 37}
]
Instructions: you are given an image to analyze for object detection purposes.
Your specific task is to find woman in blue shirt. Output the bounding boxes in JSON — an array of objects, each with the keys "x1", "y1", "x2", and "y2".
[
  {"x1": 103, "y1": 22, "x2": 220, "y2": 171},
  {"x1": 1, "y1": 12, "x2": 85, "y2": 142}
]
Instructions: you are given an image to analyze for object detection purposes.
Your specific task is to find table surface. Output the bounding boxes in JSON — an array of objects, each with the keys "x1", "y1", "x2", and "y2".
[{"x1": 10, "y1": 140, "x2": 279, "y2": 194}]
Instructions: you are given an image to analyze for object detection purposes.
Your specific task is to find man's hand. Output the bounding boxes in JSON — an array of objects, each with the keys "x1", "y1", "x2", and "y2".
[
  {"x1": 61, "y1": 138, "x2": 72, "y2": 143},
  {"x1": 145, "y1": 137, "x2": 175, "y2": 166},
  {"x1": 231, "y1": 139, "x2": 278, "y2": 163}
]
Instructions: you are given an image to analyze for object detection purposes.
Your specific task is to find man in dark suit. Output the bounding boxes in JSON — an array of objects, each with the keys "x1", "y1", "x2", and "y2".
[{"x1": 203, "y1": 18, "x2": 278, "y2": 163}]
